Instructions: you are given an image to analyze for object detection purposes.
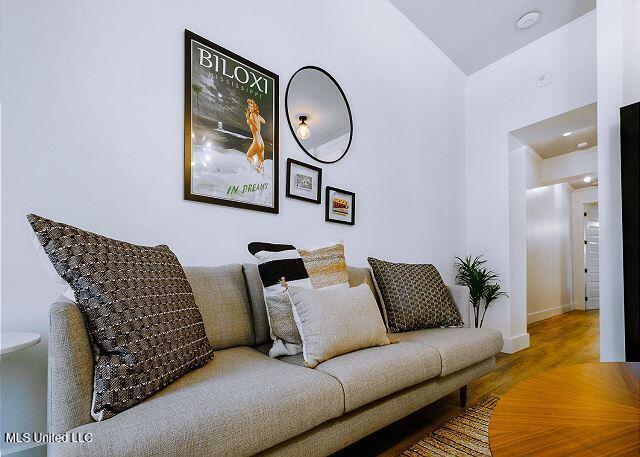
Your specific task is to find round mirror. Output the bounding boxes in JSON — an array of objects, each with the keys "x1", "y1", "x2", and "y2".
[{"x1": 285, "y1": 66, "x2": 353, "y2": 163}]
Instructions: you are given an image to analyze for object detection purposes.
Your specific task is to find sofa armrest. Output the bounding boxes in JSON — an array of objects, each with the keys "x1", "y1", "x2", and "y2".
[
  {"x1": 49, "y1": 299, "x2": 94, "y2": 433},
  {"x1": 447, "y1": 285, "x2": 471, "y2": 328}
]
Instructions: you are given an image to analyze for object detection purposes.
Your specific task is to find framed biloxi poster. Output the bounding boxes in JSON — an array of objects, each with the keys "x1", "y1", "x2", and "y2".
[{"x1": 184, "y1": 30, "x2": 279, "y2": 213}]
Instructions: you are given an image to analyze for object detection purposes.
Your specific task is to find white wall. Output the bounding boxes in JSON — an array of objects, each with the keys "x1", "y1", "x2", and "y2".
[
  {"x1": 597, "y1": 0, "x2": 640, "y2": 361},
  {"x1": 526, "y1": 147, "x2": 543, "y2": 189},
  {"x1": 526, "y1": 184, "x2": 573, "y2": 324},
  {"x1": 571, "y1": 186, "x2": 598, "y2": 310},
  {"x1": 507, "y1": 142, "x2": 530, "y2": 352},
  {"x1": 465, "y1": 12, "x2": 597, "y2": 352},
  {"x1": 0, "y1": 0, "x2": 467, "y2": 451}
]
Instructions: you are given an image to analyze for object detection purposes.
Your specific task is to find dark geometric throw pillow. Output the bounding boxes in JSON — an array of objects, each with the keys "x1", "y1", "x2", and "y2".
[
  {"x1": 367, "y1": 257, "x2": 464, "y2": 333},
  {"x1": 28, "y1": 214, "x2": 213, "y2": 420}
]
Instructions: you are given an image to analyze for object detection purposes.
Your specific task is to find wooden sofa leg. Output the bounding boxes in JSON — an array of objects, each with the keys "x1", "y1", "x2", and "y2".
[{"x1": 460, "y1": 385, "x2": 468, "y2": 407}]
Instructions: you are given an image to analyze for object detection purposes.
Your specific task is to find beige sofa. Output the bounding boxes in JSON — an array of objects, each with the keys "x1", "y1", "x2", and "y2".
[{"x1": 48, "y1": 264, "x2": 503, "y2": 456}]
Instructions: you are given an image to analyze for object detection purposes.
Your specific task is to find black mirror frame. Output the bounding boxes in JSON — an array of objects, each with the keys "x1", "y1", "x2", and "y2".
[{"x1": 285, "y1": 66, "x2": 353, "y2": 164}]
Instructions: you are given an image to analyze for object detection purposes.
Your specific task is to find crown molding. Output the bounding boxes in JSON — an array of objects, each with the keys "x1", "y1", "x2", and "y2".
[
  {"x1": 375, "y1": 0, "x2": 467, "y2": 80},
  {"x1": 467, "y1": 9, "x2": 597, "y2": 84}
]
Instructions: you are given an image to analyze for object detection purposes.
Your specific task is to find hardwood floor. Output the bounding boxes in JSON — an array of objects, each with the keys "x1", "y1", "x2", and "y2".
[
  {"x1": 335, "y1": 310, "x2": 600, "y2": 456},
  {"x1": 489, "y1": 362, "x2": 639, "y2": 456}
]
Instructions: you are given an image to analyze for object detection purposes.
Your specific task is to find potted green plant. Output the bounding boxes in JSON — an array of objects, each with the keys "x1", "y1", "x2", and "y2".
[{"x1": 454, "y1": 255, "x2": 508, "y2": 328}]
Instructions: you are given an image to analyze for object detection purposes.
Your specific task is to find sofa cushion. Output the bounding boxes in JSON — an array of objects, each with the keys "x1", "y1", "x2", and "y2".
[
  {"x1": 184, "y1": 265, "x2": 255, "y2": 350},
  {"x1": 281, "y1": 342, "x2": 441, "y2": 412},
  {"x1": 396, "y1": 328, "x2": 503, "y2": 376},
  {"x1": 56, "y1": 347, "x2": 344, "y2": 457}
]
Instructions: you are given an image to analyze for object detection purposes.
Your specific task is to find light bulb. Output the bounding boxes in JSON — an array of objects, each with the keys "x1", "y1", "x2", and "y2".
[
  {"x1": 297, "y1": 116, "x2": 311, "y2": 140},
  {"x1": 562, "y1": 131, "x2": 572, "y2": 137},
  {"x1": 583, "y1": 176, "x2": 592, "y2": 183},
  {"x1": 297, "y1": 124, "x2": 310, "y2": 140}
]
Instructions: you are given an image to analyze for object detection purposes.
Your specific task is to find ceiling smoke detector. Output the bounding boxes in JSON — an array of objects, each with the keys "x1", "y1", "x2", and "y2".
[{"x1": 517, "y1": 11, "x2": 541, "y2": 29}]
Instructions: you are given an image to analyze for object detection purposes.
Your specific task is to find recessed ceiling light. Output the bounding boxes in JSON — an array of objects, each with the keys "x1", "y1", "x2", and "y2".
[
  {"x1": 583, "y1": 176, "x2": 593, "y2": 183},
  {"x1": 562, "y1": 131, "x2": 572, "y2": 137},
  {"x1": 517, "y1": 11, "x2": 541, "y2": 29},
  {"x1": 577, "y1": 142, "x2": 589, "y2": 148}
]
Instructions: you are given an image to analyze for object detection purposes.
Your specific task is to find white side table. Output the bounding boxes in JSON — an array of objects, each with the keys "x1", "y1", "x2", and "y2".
[
  {"x1": 1, "y1": 332, "x2": 41, "y2": 355},
  {"x1": 1, "y1": 332, "x2": 43, "y2": 456}
]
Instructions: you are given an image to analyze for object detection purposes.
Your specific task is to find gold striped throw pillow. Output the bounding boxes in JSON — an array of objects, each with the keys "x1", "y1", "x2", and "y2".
[{"x1": 299, "y1": 242, "x2": 349, "y2": 289}]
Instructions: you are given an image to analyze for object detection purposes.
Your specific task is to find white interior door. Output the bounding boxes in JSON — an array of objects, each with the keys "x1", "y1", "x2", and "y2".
[{"x1": 584, "y1": 203, "x2": 599, "y2": 310}]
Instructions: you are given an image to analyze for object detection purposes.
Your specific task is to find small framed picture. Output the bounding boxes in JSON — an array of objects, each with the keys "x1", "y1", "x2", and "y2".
[
  {"x1": 325, "y1": 186, "x2": 355, "y2": 225},
  {"x1": 286, "y1": 158, "x2": 322, "y2": 204}
]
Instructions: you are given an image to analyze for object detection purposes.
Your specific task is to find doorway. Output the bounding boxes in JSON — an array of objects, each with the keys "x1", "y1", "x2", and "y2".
[
  {"x1": 584, "y1": 203, "x2": 600, "y2": 310},
  {"x1": 508, "y1": 103, "x2": 600, "y2": 354}
]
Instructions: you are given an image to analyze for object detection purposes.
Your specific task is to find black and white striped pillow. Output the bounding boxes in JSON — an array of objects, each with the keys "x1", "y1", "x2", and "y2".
[{"x1": 248, "y1": 242, "x2": 312, "y2": 357}]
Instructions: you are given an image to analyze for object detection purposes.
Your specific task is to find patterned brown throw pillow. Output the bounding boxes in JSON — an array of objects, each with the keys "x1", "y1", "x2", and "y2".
[
  {"x1": 28, "y1": 214, "x2": 213, "y2": 420},
  {"x1": 367, "y1": 257, "x2": 463, "y2": 333}
]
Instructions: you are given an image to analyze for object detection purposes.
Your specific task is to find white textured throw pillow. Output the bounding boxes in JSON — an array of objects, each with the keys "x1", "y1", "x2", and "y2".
[
  {"x1": 289, "y1": 284, "x2": 390, "y2": 368},
  {"x1": 248, "y1": 242, "x2": 313, "y2": 357}
]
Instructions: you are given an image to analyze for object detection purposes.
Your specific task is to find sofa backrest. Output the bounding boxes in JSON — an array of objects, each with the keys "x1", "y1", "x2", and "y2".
[
  {"x1": 184, "y1": 265, "x2": 255, "y2": 350},
  {"x1": 242, "y1": 263, "x2": 379, "y2": 346},
  {"x1": 241, "y1": 263, "x2": 270, "y2": 346}
]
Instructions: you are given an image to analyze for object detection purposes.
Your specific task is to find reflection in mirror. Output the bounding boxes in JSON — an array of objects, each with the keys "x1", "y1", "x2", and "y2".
[{"x1": 286, "y1": 67, "x2": 353, "y2": 163}]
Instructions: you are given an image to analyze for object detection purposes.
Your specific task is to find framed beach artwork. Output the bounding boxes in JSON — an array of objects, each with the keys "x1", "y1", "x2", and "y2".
[
  {"x1": 285, "y1": 158, "x2": 322, "y2": 204},
  {"x1": 325, "y1": 186, "x2": 355, "y2": 225},
  {"x1": 184, "y1": 30, "x2": 279, "y2": 213}
]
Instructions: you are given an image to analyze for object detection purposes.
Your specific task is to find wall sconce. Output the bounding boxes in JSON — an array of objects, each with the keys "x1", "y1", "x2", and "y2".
[{"x1": 297, "y1": 115, "x2": 311, "y2": 140}]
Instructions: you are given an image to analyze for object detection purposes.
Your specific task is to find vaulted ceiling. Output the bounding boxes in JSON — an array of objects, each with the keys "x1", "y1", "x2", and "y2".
[{"x1": 388, "y1": 0, "x2": 596, "y2": 74}]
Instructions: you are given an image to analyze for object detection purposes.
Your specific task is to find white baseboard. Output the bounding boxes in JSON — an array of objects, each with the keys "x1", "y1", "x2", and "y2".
[
  {"x1": 501, "y1": 333, "x2": 530, "y2": 353},
  {"x1": 527, "y1": 303, "x2": 574, "y2": 324}
]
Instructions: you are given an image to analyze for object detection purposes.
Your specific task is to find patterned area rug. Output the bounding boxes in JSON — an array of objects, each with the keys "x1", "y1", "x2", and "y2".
[{"x1": 403, "y1": 395, "x2": 500, "y2": 457}]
